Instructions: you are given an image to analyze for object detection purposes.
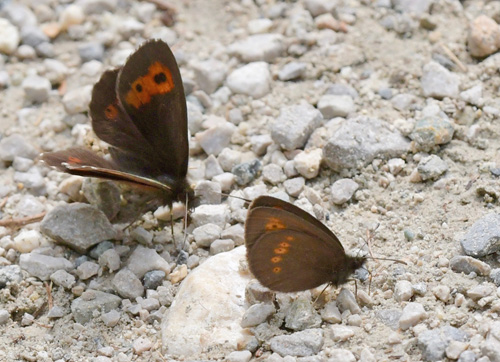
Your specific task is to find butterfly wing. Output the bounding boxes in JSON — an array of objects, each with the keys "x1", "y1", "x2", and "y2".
[
  {"x1": 245, "y1": 196, "x2": 344, "y2": 252},
  {"x1": 247, "y1": 229, "x2": 343, "y2": 292},
  {"x1": 116, "y1": 39, "x2": 189, "y2": 181}
]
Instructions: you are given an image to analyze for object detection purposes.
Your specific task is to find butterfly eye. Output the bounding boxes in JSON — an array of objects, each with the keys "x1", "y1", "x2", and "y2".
[{"x1": 154, "y1": 71, "x2": 167, "y2": 85}]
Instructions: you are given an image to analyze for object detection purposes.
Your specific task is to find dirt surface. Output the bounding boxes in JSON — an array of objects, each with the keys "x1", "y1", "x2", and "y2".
[{"x1": 1, "y1": 0, "x2": 500, "y2": 361}]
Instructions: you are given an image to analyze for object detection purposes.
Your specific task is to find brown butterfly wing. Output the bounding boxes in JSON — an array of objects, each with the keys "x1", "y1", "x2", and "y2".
[
  {"x1": 116, "y1": 39, "x2": 188, "y2": 181},
  {"x1": 245, "y1": 196, "x2": 344, "y2": 252},
  {"x1": 247, "y1": 229, "x2": 344, "y2": 292}
]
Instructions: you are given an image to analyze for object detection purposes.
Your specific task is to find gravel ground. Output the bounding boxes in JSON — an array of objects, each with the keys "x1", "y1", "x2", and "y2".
[{"x1": 1, "y1": 0, "x2": 500, "y2": 361}]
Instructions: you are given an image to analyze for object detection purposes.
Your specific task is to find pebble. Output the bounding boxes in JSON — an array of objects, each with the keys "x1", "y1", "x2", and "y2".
[
  {"x1": 304, "y1": 0, "x2": 337, "y2": 17},
  {"x1": 490, "y1": 268, "x2": 500, "y2": 286},
  {"x1": 130, "y1": 227, "x2": 153, "y2": 246},
  {"x1": 92, "y1": 240, "x2": 115, "y2": 259},
  {"x1": 432, "y1": 285, "x2": 451, "y2": 303},
  {"x1": 417, "y1": 325, "x2": 468, "y2": 361},
  {"x1": 387, "y1": 158, "x2": 406, "y2": 175},
  {"x1": 50, "y1": 269, "x2": 76, "y2": 289},
  {"x1": 14, "y1": 170, "x2": 46, "y2": 195},
  {"x1": 196, "y1": 122, "x2": 236, "y2": 156},
  {"x1": 192, "y1": 59, "x2": 227, "y2": 94},
  {"x1": 76, "y1": 261, "x2": 100, "y2": 280},
  {"x1": 241, "y1": 302, "x2": 275, "y2": 328},
  {"x1": 460, "y1": 214, "x2": 500, "y2": 257},
  {"x1": 323, "y1": 116, "x2": 410, "y2": 172},
  {"x1": 0, "y1": 134, "x2": 38, "y2": 161},
  {"x1": 250, "y1": 134, "x2": 273, "y2": 156},
  {"x1": 262, "y1": 164, "x2": 286, "y2": 185},
  {"x1": 293, "y1": 149, "x2": 323, "y2": 179},
  {"x1": 393, "y1": 0, "x2": 433, "y2": 13},
  {"x1": 47, "y1": 306, "x2": 66, "y2": 319},
  {"x1": 71, "y1": 289, "x2": 121, "y2": 324},
  {"x1": 0, "y1": 19, "x2": 20, "y2": 54},
  {"x1": 22, "y1": 75, "x2": 51, "y2": 103},
  {"x1": 210, "y1": 239, "x2": 235, "y2": 255},
  {"x1": 101, "y1": 309, "x2": 120, "y2": 327},
  {"x1": 283, "y1": 177, "x2": 305, "y2": 197},
  {"x1": 19, "y1": 253, "x2": 73, "y2": 281},
  {"x1": 336, "y1": 288, "x2": 361, "y2": 315},
  {"x1": 421, "y1": 61, "x2": 460, "y2": 99},
  {"x1": 0, "y1": 265, "x2": 23, "y2": 287},
  {"x1": 278, "y1": 62, "x2": 307, "y2": 81},
  {"x1": 271, "y1": 104, "x2": 323, "y2": 151},
  {"x1": 317, "y1": 94, "x2": 355, "y2": 119},
  {"x1": 195, "y1": 180, "x2": 222, "y2": 205},
  {"x1": 133, "y1": 337, "x2": 152, "y2": 355},
  {"x1": 59, "y1": 4, "x2": 85, "y2": 30},
  {"x1": 204, "y1": 154, "x2": 224, "y2": 179},
  {"x1": 467, "y1": 284, "x2": 495, "y2": 301},
  {"x1": 482, "y1": 321, "x2": 500, "y2": 362},
  {"x1": 193, "y1": 223, "x2": 222, "y2": 248},
  {"x1": 226, "y1": 62, "x2": 271, "y2": 99},
  {"x1": 417, "y1": 155, "x2": 448, "y2": 181},
  {"x1": 446, "y1": 340, "x2": 468, "y2": 359},
  {"x1": 450, "y1": 255, "x2": 491, "y2": 276},
  {"x1": 468, "y1": 15, "x2": 500, "y2": 58},
  {"x1": 221, "y1": 224, "x2": 245, "y2": 246},
  {"x1": 227, "y1": 350, "x2": 252, "y2": 362},
  {"x1": 0, "y1": 309, "x2": 9, "y2": 325},
  {"x1": 399, "y1": 302, "x2": 427, "y2": 330},
  {"x1": 228, "y1": 34, "x2": 284, "y2": 63},
  {"x1": 330, "y1": 325, "x2": 355, "y2": 342},
  {"x1": 391, "y1": 93, "x2": 420, "y2": 111},
  {"x1": 320, "y1": 301, "x2": 342, "y2": 324},
  {"x1": 191, "y1": 204, "x2": 230, "y2": 228},
  {"x1": 460, "y1": 84, "x2": 483, "y2": 107},
  {"x1": 112, "y1": 268, "x2": 144, "y2": 299},
  {"x1": 218, "y1": 148, "x2": 242, "y2": 172},
  {"x1": 169, "y1": 264, "x2": 188, "y2": 284},
  {"x1": 78, "y1": 42, "x2": 104, "y2": 62},
  {"x1": 394, "y1": 280, "x2": 413, "y2": 302},
  {"x1": 458, "y1": 350, "x2": 477, "y2": 362},
  {"x1": 62, "y1": 85, "x2": 93, "y2": 114},
  {"x1": 330, "y1": 178, "x2": 359, "y2": 205},
  {"x1": 269, "y1": 329, "x2": 324, "y2": 357},
  {"x1": 285, "y1": 295, "x2": 322, "y2": 331},
  {"x1": 232, "y1": 159, "x2": 262, "y2": 186},
  {"x1": 126, "y1": 246, "x2": 171, "y2": 278},
  {"x1": 12, "y1": 229, "x2": 42, "y2": 253},
  {"x1": 40, "y1": 203, "x2": 117, "y2": 253},
  {"x1": 21, "y1": 25, "x2": 49, "y2": 47},
  {"x1": 212, "y1": 172, "x2": 235, "y2": 191},
  {"x1": 143, "y1": 270, "x2": 165, "y2": 290},
  {"x1": 410, "y1": 117, "x2": 455, "y2": 151}
]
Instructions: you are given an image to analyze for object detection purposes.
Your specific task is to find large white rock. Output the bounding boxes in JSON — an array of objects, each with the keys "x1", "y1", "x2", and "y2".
[{"x1": 162, "y1": 246, "x2": 251, "y2": 359}]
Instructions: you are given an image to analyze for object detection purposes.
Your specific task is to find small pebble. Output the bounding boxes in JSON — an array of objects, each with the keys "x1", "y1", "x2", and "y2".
[
  {"x1": 330, "y1": 179, "x2": 359, "y2": 205},
  {"x1": 133, "y1": 337, "x2": 153, "y2": 355},
  {"x1": 226, "y1": 62, "x2": 271, "y2": 99},
  {"x1": 293, "y1": 149, "x2": 323, "y2": 179},
  {"x1": 399, "y1": 302, "x2": 427, "y2": 330}
]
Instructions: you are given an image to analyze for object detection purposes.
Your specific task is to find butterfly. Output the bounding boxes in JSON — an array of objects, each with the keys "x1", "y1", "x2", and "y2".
[
  {"x1": 40, "y1": 40, "x2": 194, "y2": 213},
  {"x1": 244, "y1": 196, "x2": 366, "y2": 292}
]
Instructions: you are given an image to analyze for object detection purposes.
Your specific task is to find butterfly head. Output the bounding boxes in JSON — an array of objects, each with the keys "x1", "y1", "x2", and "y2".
[{"x1": 330, "y1": 255, "x2": 367, "y2": 287}]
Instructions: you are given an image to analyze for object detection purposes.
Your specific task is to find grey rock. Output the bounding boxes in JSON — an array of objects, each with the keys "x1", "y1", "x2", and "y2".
[
  {"x1": 284, "y1": 177, "x2": 305, "y2": 197},
  {"x1": 391, "y1": 93, "x2": 420, "y2": 111},
  {"x1": 241, "y1": 303, "x2": 275, "y2": 328},
  {"x1": 20, "y1": 25, "x2": 48, "y2": 47},
  {"x1": 394, "y1": 280, "x2": 414, "y2": 302},
  {"x1": 232, "y1": 159, "x2": 262, "y2": 186},
  {"x1": 40, "y1": 203, "x2": 117, "y2": 253},
  {"x1": 457, "y1": 351, "x2": 476, "y2": 362},
  {"x1": 482, "y1": 321, "x2": 500, "y2": 362},
  {"x1": 450, "y1": 255, "x2": 491, "y2": 276},
  {"x1": 393, "y1": 0, "x2": 433, "y2": 14},
  {"x1": 19, "y1": 253, "x2": 73, "y2": 281},
  {"x1": 330, "y1": 179, "x2": 359, "y2": 205},
  {"x1": 304, "y1": 0, "x2": 338, "y2": 16},
  {"x1": 410, "y1": 117, "x2": 455, "y2": 151},
  {"x1": 50, "y1": 269, "x2": 76, "y2": 289},
  {"x1": 0, "y1": 265, "x2": 23, "y2": 288},
  {"x1": 22, "y1": 75, "x2": 51, "y2": 103},
  {"x1": 378, "y1": 87, "x2": 393, "y2": 99},
  {"x1": 421, "y1": 61, "x2": 460, "y2": 99},
  {"x1": 78, "y1": 42, "x2": 104, "y2": 62},
  {"x1": 336, "y1": 288, "x2": 361, "y2": 314},
  {"x1": 278, "y1": 62, "x2": 307, "y2": 81},
  {"x1": 228, "y1": 34, "x2": 284, "y2": 63},
  {"x1": 192, "y1": 59, "x2": 227, "y2": 94},
  {"x1": 191, "y1": 204, "x2": 230, "y2": 228},
  {"x1": 62, "y1": 85, "x2": 92, "y2": 114},
  {"x1": 47, "y1": 306, "x2": 66, "y2": 319},
  {"x1": 377, "y1": 309, "x2": 402, "y2": 330},
  {"x1": 245, "y1": 280, "x2": 275, "y2": 305},
  {"x1": 417, "y1": 326, "x2": 468, "y2": 362},
  {"x1": 127, "y1": 246, "x2": 170, "y2": 278},
  {"x1": 0, "y1": 309, "x2": 10, "y2": 325},
  {"x1": 461, "y1": 213, "x2": 500, "y2": 257},
  {"x1": 187, "y1": 101, "x2": 203, "y2": 134},
  {"x1": 194, "y1": 180, "x2": 222, "y2": 205},
  {"x1": 112, "y1": 268, "x2": 144, "y2": 299},
  {"x1": 250, "y1": 134, "x2": 273, "y2": 156},
  {"x1": 221, "y1": 224, "x2": 245, "y2": 246},
  {"x1": 71, "y1": 289, "x2": 121, "y2": 324},
  {"x1": 82, "y1": 179, "x2": 121, "y2": 220},
  {"x1": 323, "y1": 116, "x2": 410, "y2": 172},
  {"x1": 98, "y1": 249, "x2": 121, "y2": 273},
  {"x1": 226, "y1": 62, "x2": 271, "y2": 98},
  {"x1": 228, "y1": 108, "x2": 244, "y2": 125},
  {"x1": 285, "y1": 295, "x2": 322, "y2": 331},
  {"x1": 320, "y1": 301, "x2": 342, "y2": 324},
  {"x1": 101, "y1": 309, "x2": 121, "y2": 327},
  {"x1": 399, "y1": 302, "x2": 427, "y2": 330},
  {"x1": 76, "y1": 261, "x2": 100, "y2": 280},
  {"x1": 130, "y1": 227, "x2": 153, "y2": 246},
  {"x1": 204, "y1": 154, "x2": 224, "y2": 179},
  {"x1": 143, "y1": 270, "x2": 166, "y2": 290},
  {"x1": 270, "y1": 328, "x2": 323, "y2": 357},
  {"x1": 227, "y1": 350, "x2": 252, "y2": 362},
  {"x1": 271, "y1": 104, "x2": 323, "y2": 151},
  {"x1": 326, "y1": 83, "x2": 359, "y2": 99},
  {"x1": 490, "y1": 268, "x2": 500, "y2": 286},
  {"x1": 317, "y1": 94, "x2": 355, "y2": 119},
  {"x1": 89, "y1": 241, "x2": 114, "y2": 260},
  {"x1": 13, "y1": 170, "x2": 46, "y2": 195},
  {"x1": 196, "y1": 122, "x2": 236, "y2": 156},
  {"x1": 417, "y1": 155, "x2": 448, "y2": 181},
  {"x1": 218, "y1": 148, "x2": 242, "y2": 172},
  {"x1": 460, "y1": 84, "x2": 483, "y2": 107},
  {"x1": 138, "y1": 297, "x2": 160, "y2": 311},
  {"x1": 262, "y1": 164, "x2": 286, "y2": 185},
  {"x1": 210, "y1": 239, "x2": 235, "y2": 255},
  {"x1": 12, "y1": 157, "x2": 34, "y2": 172},
  {"x1": 193, "y1": 223, "x2": 222, "y2": 248}
]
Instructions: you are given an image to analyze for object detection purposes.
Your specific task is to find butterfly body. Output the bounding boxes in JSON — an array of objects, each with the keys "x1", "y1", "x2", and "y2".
[
  {"x1": 245, "y1": 196, "x2": 366, "y2": 293},
  {"x1": 40, "y1": 40, "x2": 194, "y2": 211}
]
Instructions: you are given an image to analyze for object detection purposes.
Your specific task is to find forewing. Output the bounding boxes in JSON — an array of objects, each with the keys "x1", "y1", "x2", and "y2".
[
  {"x1": 247, "y1": 230, "x2": 344, "y2": 292},
  {"x1": 116, "y1": 39, "x2": 188, "y2": 180}
]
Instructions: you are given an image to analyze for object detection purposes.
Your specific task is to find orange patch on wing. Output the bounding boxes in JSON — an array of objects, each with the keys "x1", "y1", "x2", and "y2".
[
  {"x1": 273, "y1": 267, "x2": 282, "y2": 274},
  {"x1": 125, "y1": 62, "x2": 174, "y2": 109},
  {"x1": 68, "y1": 156, "x2": 82, "y2": 164},
  {"x1": 265, "y1": 217, "x2": 286, "y2": 231},
  {"x1": 271, "y1": 256, "x2": 282, "y2": 263},
  {"x1": 274, "y1": 247, "x2": 288, "y2": 255},
  {"x1": 104, "y1": 103, "x2": 119, "y2": 120},
  {"x1": 279, "y1": 241, "x2": 291, "y2": 248}
]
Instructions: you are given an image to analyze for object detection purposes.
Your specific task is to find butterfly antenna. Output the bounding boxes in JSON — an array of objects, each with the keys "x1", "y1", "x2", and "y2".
[
  {"x1": 182, "y1": 192, "x2": 189, "y2": 251},
  {"x1": 367, "y1": 256, "x2": 407, "y2": 265},
  {"x1": 219, "y1": 192, "x2": 251, "y2": 203},
  {"x1": 312, "y1": 284, "x2": 330, "y2": 306}
]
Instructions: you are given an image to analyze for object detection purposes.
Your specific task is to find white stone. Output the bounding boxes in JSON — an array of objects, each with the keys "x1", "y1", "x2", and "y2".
[
  {"x1": 330, "y1": 178, "x2": 359, "y2": 205},
  {"x1": 228, "y1": 34, "x2": 284, "y2": 62},
  {"x1": 12, "y1": 229, "x2": 42, "y2": 253},
  {"x1": 317, "y1": 94, "x2": 355, "y2": 118},
  {"x1": 22, "y1": 75, "x2": 51, "y2": 103},
  {"x1": 293, "y1": 149, "x2": 323, "y2": 179},
  {"x1": 0, "y1": 19, "x2": 20, "y2": 54},
  {"x1": 399, "y1": 302, "x2": 427, "y2": 330},
  {"x1": 191, "y1": 204, "x2": 230, "y2": 228},
  {"x1": 212, "y1": 172, "x2": 235, "y2": 192},
  {"x1": 59, "y1": 4, "x2": 85, "y2": 30},
  {"x1": 226, "y1": 62, "x2": 271, "y2": 99},
  {"x1": 62, "y1": 85, "x2": 92, "y2": 114},
  {"x1": 162, "y1": 247, "x2": 251, "y2": 358},
  {"x1": 394, "y1": 280, "x2": 413, "y2": 302}
]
